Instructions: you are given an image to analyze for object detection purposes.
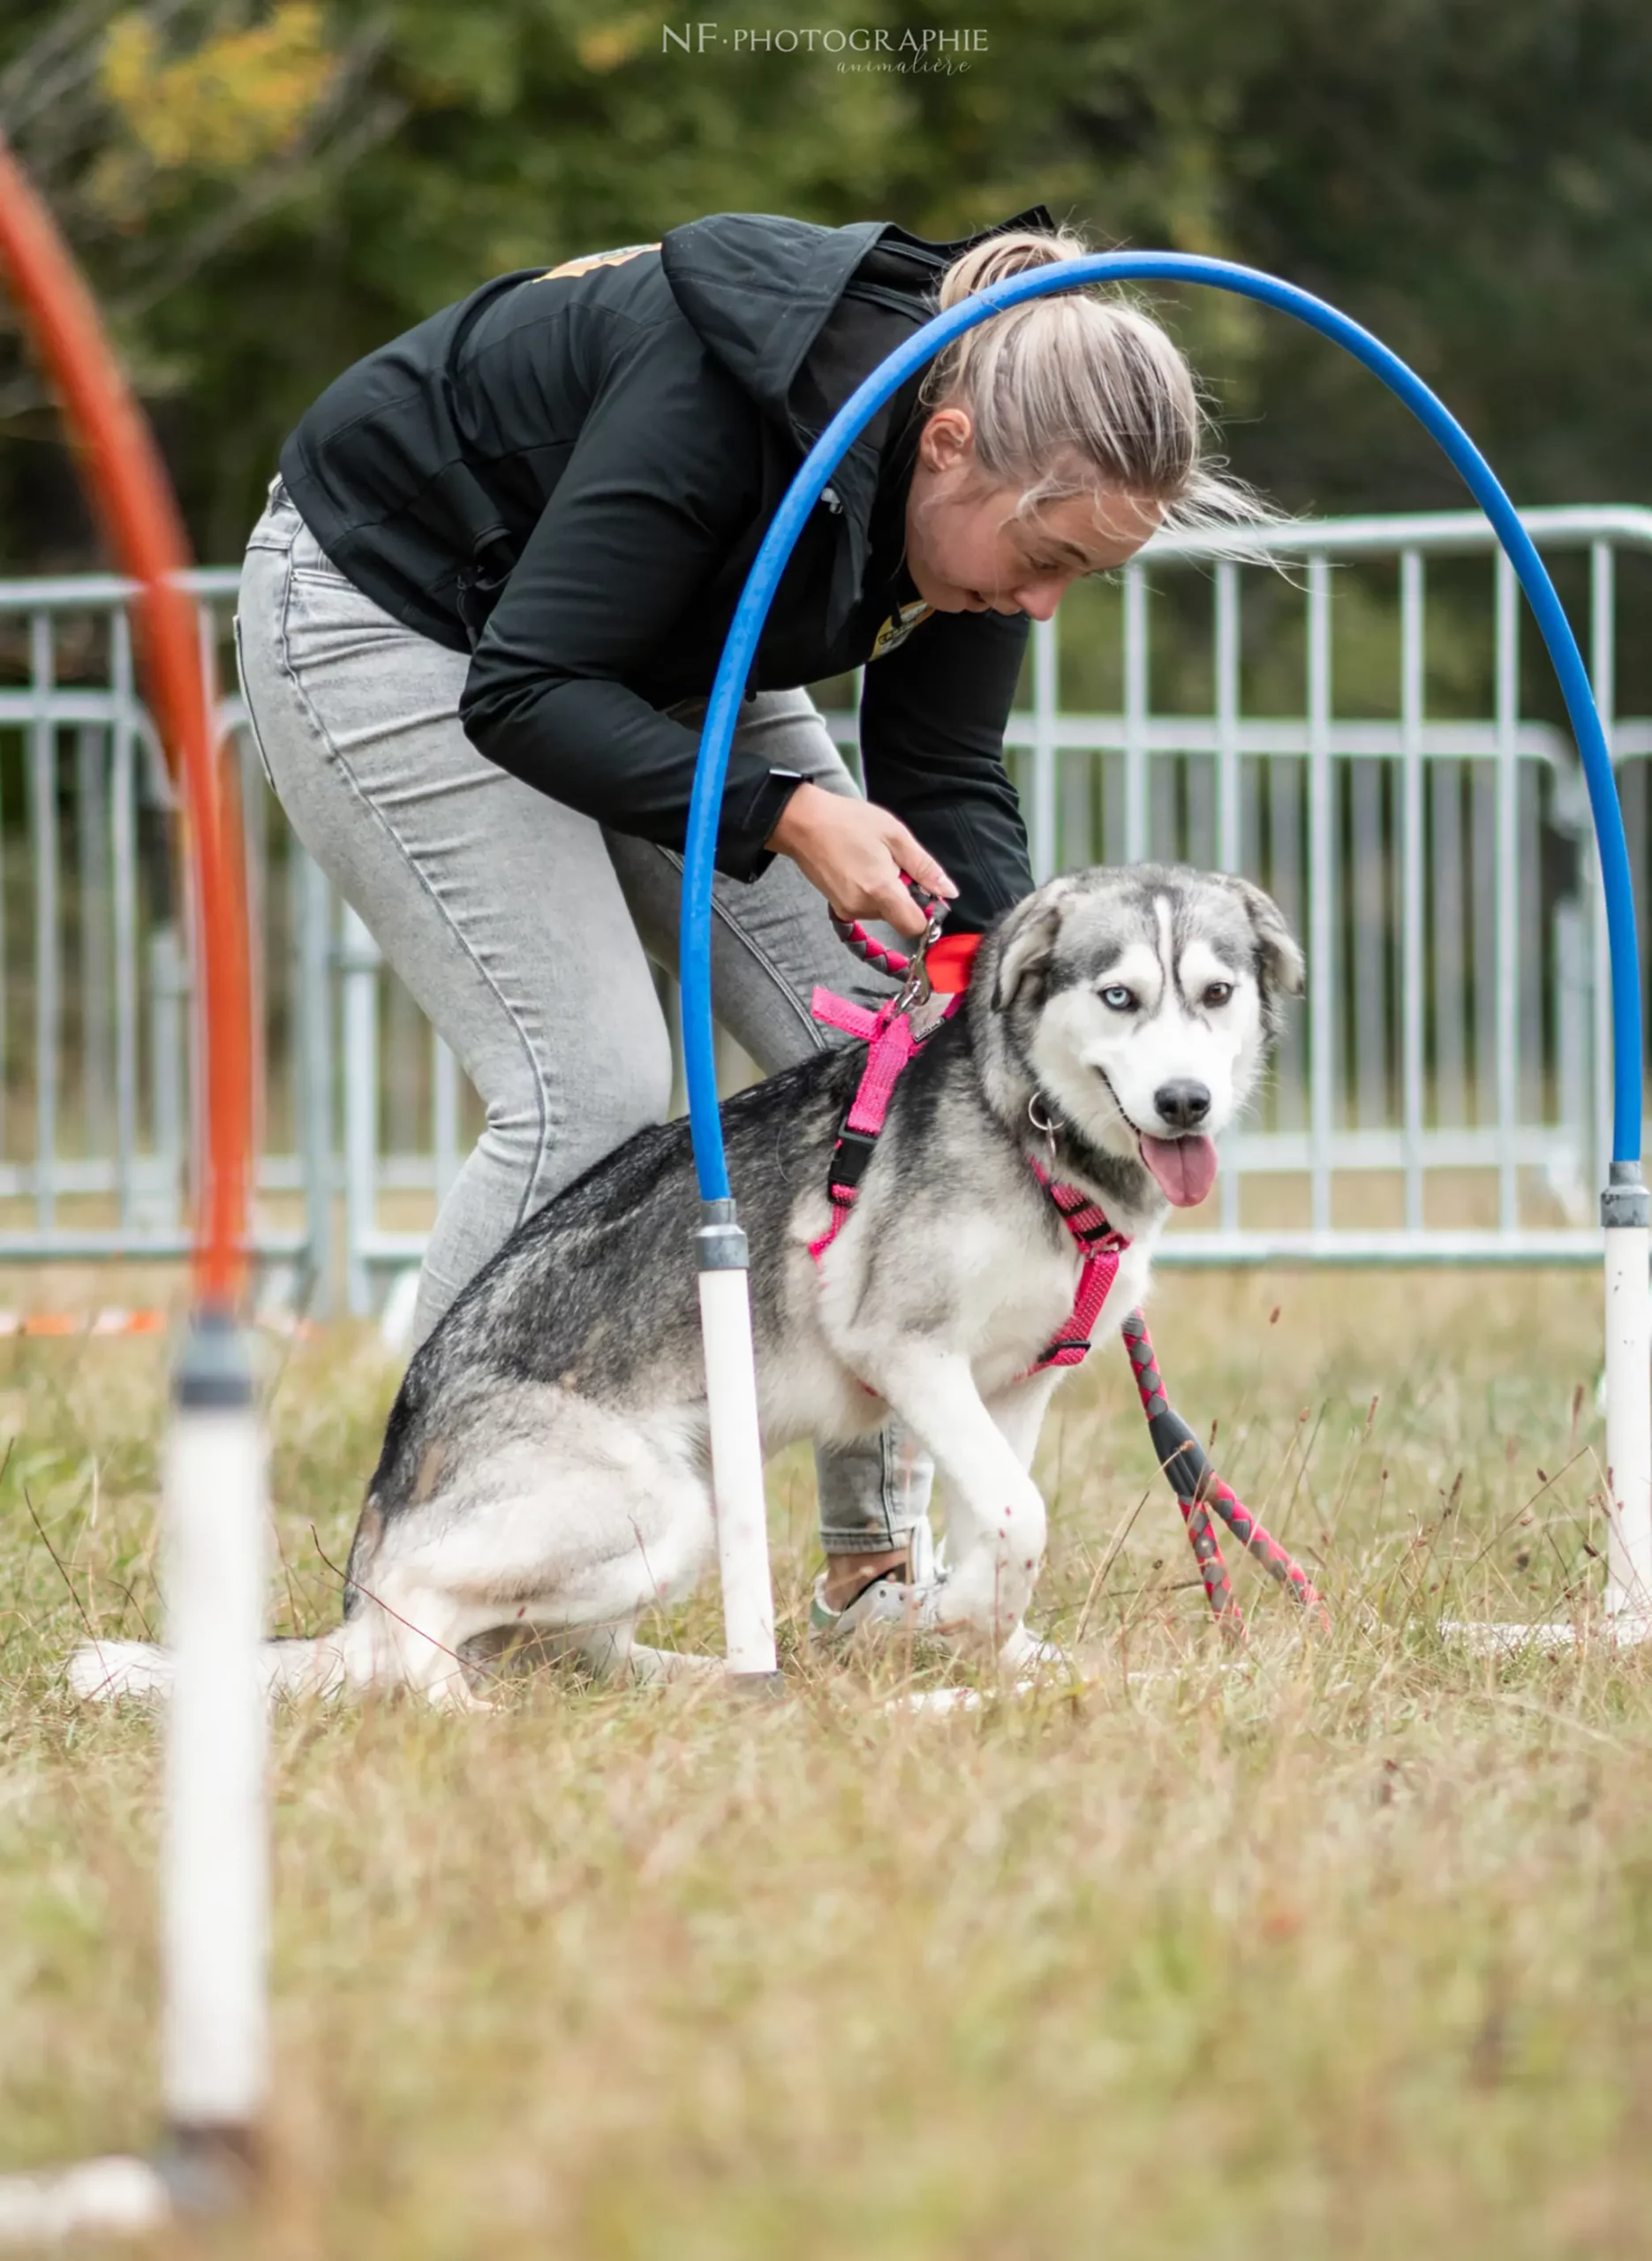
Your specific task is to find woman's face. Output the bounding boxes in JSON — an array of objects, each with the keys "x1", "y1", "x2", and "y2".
[{"x1": 902, "y1": 406, "x2": 1162, "y2": 617}]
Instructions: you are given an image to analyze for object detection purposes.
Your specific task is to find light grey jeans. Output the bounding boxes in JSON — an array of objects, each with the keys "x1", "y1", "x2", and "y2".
[{"x1": 235, "y1": 479, "x2": 931, "y2": 1556}]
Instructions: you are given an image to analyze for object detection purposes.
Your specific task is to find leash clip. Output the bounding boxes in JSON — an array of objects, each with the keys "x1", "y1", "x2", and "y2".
[
  {"x1": 888, "y1": 874, "x2": 947, "y2": 1018},
  {"x1": 890, "y1": 906, "x2": 945, "y2": 1017},
  {"x1": 828, "y1": 871, "x2": 949, "y2": 1010}
]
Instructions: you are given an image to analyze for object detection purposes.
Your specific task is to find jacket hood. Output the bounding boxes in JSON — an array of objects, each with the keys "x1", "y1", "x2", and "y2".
[
  {"x1": 660, "y1": 204, "x2": 1056, "y2": 435},
  {"x1": 659, "y1": 206, "x2": 1054, "y2": 625}
]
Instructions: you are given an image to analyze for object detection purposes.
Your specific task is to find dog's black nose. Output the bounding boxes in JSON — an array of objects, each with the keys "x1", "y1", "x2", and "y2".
[{"x1": 1154, "y1": 1079, "x2": 1211, "y2": 1131}]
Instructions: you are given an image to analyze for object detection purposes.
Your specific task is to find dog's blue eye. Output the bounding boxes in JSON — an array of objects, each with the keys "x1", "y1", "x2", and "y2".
[
  {"x1": 1100, "y1": 985, "x2": 1136, "y2": 1011},
  {"x1": 1203, "y1": 982, "x2": 1234, "y2": 1007}
]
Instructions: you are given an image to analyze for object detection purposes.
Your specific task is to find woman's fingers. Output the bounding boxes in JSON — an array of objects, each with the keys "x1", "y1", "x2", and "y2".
[
  {"x1": 864, "y1": 866, "x2": 932, "y2": 939},
  {"x1": 765, "y1": 784, "x2": 952, "y2": 938},
  {"x1": 879, "y1": 815, "x2": 957, "y2": 911}
]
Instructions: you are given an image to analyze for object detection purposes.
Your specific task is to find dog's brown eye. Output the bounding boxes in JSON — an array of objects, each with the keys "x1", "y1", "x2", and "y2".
[
  {"x1": 1100, "y1": 984, "x2": 1136, "y2": 1011},
  {"x1": 1203, "y1": 982, "x2": 1234, "y2": 1007}
]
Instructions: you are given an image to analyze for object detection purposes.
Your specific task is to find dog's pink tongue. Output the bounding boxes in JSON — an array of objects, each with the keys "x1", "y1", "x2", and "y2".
[{"x1": 1139, "y1": 1133, "x2": 1218, "y2": 1208}]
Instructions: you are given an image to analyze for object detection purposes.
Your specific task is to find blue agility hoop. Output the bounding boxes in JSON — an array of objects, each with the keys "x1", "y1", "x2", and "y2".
[{"x1": 679, "y1": 250, "x2": 1642, "y2": 1197}]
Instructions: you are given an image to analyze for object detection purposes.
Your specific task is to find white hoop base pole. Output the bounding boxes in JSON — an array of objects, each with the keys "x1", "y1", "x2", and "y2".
[
  {"x1": 695, "y1": 1202, "x2": 780, "y2": 1684},
  {"x1": 0, "y1": 1314, "x2": 268, "y2": 2242},
  {"x1": 162, "y1": 1311, "x2": 269, "y2": 2168},
  {"x1": 1445, "y1": 1171, "x2": 1652, "y2": 1656},
  {"x1": 1602, "y1": 1179, "x2": 1652, "y2": 1619}
]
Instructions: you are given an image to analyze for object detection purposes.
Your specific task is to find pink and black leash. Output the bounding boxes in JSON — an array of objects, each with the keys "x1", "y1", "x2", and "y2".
[
  {"x1": 828, "y1": 877, "x2": 948, "y2": 996},
  {"x1": 1121, "y1": 1312, "x2": 1329, "y2": 1635},
  {"x1": 830, "y1": 888, "x2": 1329, "y2": 1637}
]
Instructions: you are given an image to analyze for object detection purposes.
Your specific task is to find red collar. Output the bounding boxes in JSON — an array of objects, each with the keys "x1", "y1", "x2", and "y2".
[{"x1": 924, "y1": 930, "x2": 983, "y2": 995}]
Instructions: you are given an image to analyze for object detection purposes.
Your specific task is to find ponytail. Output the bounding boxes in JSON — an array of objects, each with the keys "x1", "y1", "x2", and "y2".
[{"x1": 918, "y1": 223, "x2": 1282, "y2": 541}]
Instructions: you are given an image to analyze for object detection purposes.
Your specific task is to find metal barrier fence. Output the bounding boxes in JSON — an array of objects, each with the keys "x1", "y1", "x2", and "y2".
[{"x1": 0, "y1": 504, "x2": 1648, "y2": 1309}]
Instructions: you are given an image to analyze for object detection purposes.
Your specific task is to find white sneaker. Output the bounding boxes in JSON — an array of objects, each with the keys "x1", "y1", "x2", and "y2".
[
  {"x1": 808, "y1": 1569, "x2": 953, "y2": 1644},
  {"x1": 809, "y1": 1546, "x2": 1067, "y2": 1671}
]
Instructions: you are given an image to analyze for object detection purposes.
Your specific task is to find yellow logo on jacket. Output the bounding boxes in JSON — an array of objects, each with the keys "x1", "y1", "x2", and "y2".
[
  {"x1": 539, "y1": 242, "x2": 660, "y2": 281},
  {"x1": 870, "y1": 599, "x2": 934, "y2": 660}
]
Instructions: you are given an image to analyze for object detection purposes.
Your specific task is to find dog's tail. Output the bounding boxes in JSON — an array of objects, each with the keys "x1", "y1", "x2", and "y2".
[{"x1": 67, "y1": 1631, "x2": 351, "y2": 1705}]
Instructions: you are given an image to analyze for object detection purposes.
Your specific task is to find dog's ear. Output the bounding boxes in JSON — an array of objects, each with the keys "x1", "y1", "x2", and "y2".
[
  {"x1": 991, "y1": 881, "x2": 1074, "y2": 1011},
  {"x1": 1222, "y1": 875, "x2": 1305, "y2": 1015}
]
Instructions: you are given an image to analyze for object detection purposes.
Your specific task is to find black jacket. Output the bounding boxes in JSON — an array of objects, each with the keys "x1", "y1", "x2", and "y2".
[{"x1": 279, "y1": 206, "x2": 1053, "y2": 932}]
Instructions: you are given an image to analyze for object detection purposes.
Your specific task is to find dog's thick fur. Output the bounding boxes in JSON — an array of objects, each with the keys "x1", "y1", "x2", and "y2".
[{"x1": 75, "y1": 864, "x2": 1302, "y2": 1705}]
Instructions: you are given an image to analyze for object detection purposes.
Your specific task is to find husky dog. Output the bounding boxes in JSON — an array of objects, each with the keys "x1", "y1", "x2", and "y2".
[{"x1": 74, "y1": 864, "x2": 1301, "y2": 1705}]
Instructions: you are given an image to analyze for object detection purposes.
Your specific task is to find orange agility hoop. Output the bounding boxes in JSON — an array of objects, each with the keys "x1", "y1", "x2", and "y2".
[
  {"x1": 0, "y1": 135, "x2": 269, "y2": 2231},
  {"x1": 0, "y1": 131, "x2": 252, "y2": 1304}
]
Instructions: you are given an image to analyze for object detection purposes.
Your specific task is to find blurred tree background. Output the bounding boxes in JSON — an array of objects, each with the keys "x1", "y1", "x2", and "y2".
[{"x1": 1, "y1": 0, "x2": 1648, "y2": 571}]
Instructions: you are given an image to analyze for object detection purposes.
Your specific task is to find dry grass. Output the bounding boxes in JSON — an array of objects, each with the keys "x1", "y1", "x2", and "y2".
[{"x1": 4, "y1": 1267, "x2": 1652, "y2": 2257}]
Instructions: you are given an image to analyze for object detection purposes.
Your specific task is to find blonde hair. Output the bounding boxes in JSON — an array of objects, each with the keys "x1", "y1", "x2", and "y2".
[{"x1": 919, "y1": 224, "x2": 1279, "y2": 544}]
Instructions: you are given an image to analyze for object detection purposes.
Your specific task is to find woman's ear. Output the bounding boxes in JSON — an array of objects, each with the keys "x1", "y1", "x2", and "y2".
[{"x1": 917, "y1": 405, "x2": 976, "y2": 479}]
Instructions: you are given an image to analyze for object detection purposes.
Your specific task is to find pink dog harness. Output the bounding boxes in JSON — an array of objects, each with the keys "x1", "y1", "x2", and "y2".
[
  {"x1": 805, "y1": 979, "x2": 1129, "y2": 1378},
  {"x1": 814, "y1": 891, "x2": 1327, "y2": 1636}
]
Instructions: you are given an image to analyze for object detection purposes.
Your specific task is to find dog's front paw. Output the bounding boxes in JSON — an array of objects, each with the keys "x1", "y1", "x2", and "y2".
[
  {"x1": 925, "y1": 1537, "x2": 1046, "y2": 1652},
  {"x1": 995, "y1": 1622, "x2": 1071, "y2": 1675}
]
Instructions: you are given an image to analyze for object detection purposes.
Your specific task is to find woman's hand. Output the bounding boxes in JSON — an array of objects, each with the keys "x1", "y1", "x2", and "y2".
[{"x1": 766, "y1": 783, "x2": 956, "y2": 938}]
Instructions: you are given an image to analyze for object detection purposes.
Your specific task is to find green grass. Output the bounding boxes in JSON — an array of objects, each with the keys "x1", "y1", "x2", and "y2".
[{"x1": 4, "y1": 1267, "x2": 1652, "y2": 2257}]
